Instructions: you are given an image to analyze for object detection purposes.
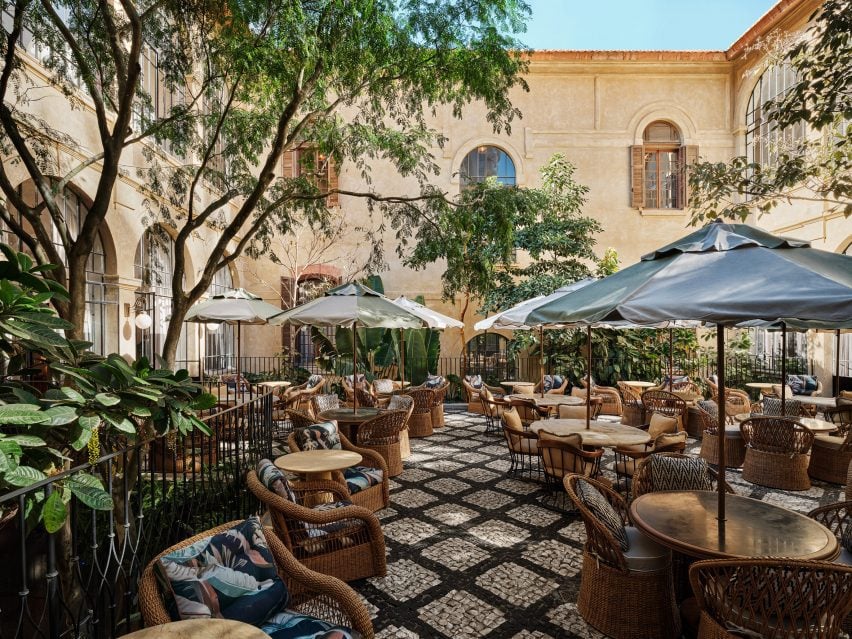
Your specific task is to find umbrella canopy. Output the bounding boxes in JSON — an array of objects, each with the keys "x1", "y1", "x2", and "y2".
[
  {"x1": 392, "y1": 296, "x2": 465, "y2": 330},
  {"x1": 269, "y1": 282, "x2": 424, "y2": 329},
  {"x1": 185, "y1": 288, "x2": 283, "y2": 325},
  {"x1": 474, "y1": 279, "x2": 597, "y2": 331}
]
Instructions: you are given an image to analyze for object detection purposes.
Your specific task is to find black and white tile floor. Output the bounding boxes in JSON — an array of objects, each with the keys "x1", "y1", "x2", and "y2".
[{"x1": 349, "y1": 409, "x2": 844, "y2": 639}]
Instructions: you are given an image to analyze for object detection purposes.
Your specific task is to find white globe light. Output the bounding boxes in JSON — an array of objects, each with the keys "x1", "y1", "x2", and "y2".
[
  {"x1": 206, "y1": 322, "x2": 221, "y2": 332},
  {"x1": 134, "y1": 311, "x2": 153, "y2": 330}
]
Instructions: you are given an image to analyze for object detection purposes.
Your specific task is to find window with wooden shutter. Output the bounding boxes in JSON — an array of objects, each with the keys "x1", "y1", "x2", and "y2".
[
  {"x1": 679, "y1": 145, "x2": 699, "y2": 210},
  {"x1": 632, "y1": 121, "x2": 687, "y2": 210},
  {"x1": 630, "y1": 145, "x2": 644, "y2": 208},
  {"x1": 283, "y1": 146, "x2": 337, "y2": 207}
]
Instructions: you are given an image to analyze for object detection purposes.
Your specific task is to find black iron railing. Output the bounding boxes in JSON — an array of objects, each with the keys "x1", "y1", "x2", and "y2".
[{"x1": 0, "y1": 393, "x2": 274, "y2": 639}]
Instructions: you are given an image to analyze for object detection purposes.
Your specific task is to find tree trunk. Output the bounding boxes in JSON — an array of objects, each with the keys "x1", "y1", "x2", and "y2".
[
  {"x1": 64, "y1": 251, "x2": 89, "y2": 342},
  {"x1": 161, "y1": 296, "x2": 189, "y2": 369}
]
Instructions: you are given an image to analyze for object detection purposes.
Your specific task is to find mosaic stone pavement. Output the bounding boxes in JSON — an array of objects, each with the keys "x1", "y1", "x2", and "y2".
[{"x1": 344, "y1": 408, "x2": 845, "y2": 639}]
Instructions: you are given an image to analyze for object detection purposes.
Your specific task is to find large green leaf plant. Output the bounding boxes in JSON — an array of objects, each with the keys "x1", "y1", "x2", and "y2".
[{"x1": 0, "y1": 246, "x2": 214, "y2": 531}]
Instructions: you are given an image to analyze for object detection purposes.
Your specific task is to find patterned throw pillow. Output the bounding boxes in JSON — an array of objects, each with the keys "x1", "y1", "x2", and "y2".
[
  {"x1": 542, "y1": 375, "x2": 553, "y2": 392},
  {"x1": 575, "y1": 478, "x2": 629, "y2": 551},
  {"x1": 466, "y1": 374, "x2": 483, "y2": 389},
  {"x1": 373, "y1": 379, "x2": 394, "y2": 394},
  {"x1": 424, "y1": 374, "x2": 445, "y2": 388},
  {"x1": 257, "y1": 459, "x2": 297, "y2": 503},
  {"x1": 260, "y1": 610, "x2": 359, "y2": 639},
  {"x1": 155, "y1": 516, "x2": 287, "y2": 624},
  {"x1": 305, "y1": 374, "x2": 323, "y2": 389},
  {"x1": 650, "y1": 455, "x2": 712, "y2": 492},
  {"x1": 294, "y1": 422, "x2": 341, "y2": 451},
  {"x1": 343, "y1": 466, "x2": 384, "y2": 494},
  {"x1": 697, "y1": 400, "x2": 718, "y2": 421}
]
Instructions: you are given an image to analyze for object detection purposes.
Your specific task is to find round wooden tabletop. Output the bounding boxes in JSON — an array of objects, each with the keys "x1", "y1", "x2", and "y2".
[
  {"x1": 259, "y1": 380, "x2": 292, "y2": 389},
  {"x1": 529, "y1": 419, "x2": 651, "y2": 447},
  {"x1": 121, "y1": 619, "x2": 269, "y2": 639},
  {"x1": 622, "y1": 381, "x2": 655, "y2": 389},
  {"x1": 630, "y1": 491, "x2": 839, "y2": 561},
  {"x1": 745, "y1": 382, "x2": 775, "y2": 390},
  {"x1": 506, "y1": 393, "x2": 585, "y2": 407},
  {"x1": 274, "y1": 450, "x2": 362, "y2": 474},
  {"x1": 733, "y1": 413, "x2": 837, "y2": 432},
  {"x1": 318, "y1": 407, "x2": 381, "y2": 424}
]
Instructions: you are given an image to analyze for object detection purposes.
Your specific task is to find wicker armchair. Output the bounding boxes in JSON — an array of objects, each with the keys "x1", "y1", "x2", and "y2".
[
  {"x1": 580, "y1": 379, "x2": 623, "y2": 416},
  {"x1": 507, "y1": 395, "x2": 549, "y2": 426},
  {"x1": 247, "y1": 473, "x2": 387, "y2": 584},
  {"x1": 688, "y1": 558, "x2": 852, "y2": 639},
  {"x1": 404, "y1": 387, "x2": 434, "y2": 438},
  {"x1": 282, "y1": 408, "x2": 316, "y2": 431},
  {"x1": 138, "y1": 520, "x2": 375, "y2": 637},
  {"x1": 641, "y1": 390, "x2": 687, "y2": 432},
  {"x1": 740, "y1": 416, "x2": 814, "y2": 491},
  {"x1": 311, "y1": 393, "x2": 341, "y2": 418},
  {"x1": 613, "y1": 432, "x2": 687, "y2": 494},
  {"x1": 429, "y1": 381, "x2": 450, "y2": 428},
  {"x1": 538, "y1": 433, "x2": 603, "y2": 497},
  {"x1": 462, "y1": 377, "x2": 503, "y2": 414},
  {"x1": 287, "y1": 429, "x2": 390, "y2": 511},
  {"x1": 695, "y1": 402, "x2": 746, "y2": 469},
  {"x1": 501, "y1": 407, "x2": 542, "y2": 480},
  {"x1": 558, "y1": 401, "x2": 603, "y2": 420},
  {"x1": 563, "y1": 475, "x2": 680, "y2": 639},
  {"x1": 387, "y1": 395, "x2": 413, "y2": 459},
  {"x1": 342, "y1": 375, "x2": 367, "y2": 405},
  {"x1": 356, "y1": 409, "x2": 408, "y2": 477},
  {"x1": 630, "y1": 452, "x2": 735, "y2": 501},
  {"x1": 708, "y1": 387, "x2": 757, "y2": 423},
  {"x1": 371, "y1": 378, "x2": 399, "y2": 408},
  {"x1": 808, "y1": 405, "x2": 852, "y2": 485},
  {"x1": 283, "y1": 376, "x2": 327, "y2": 413},
  {"x1": 480, "y1": 387, "x2": 508, "y2": 435},
  {"x1": 807, "y1": 500, "x2": 852, "y2": 566},
  {"x1": 617, "y1": 382, "x2": 645, "y2": 426}
]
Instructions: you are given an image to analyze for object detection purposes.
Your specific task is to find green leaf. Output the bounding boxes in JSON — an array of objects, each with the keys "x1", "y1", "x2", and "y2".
[
  {"x1": 4, "y1": 435, "x2": 46, "y2": 447},
  {"x1": 94, "y1": 393, "x2": 121, "y2": 407},
  {"x1": 60, "y1": 387, "x2": 85, "y2": 403},
  {"x1": 43, "y1": 405, "x2": 78, "y2": 426},
  {"x1": 42, "y1": 490, "x2": 67, "y2": 533},
  {"x1": 101, "y1": 413, "x2": 135, "y2": 434},
  {"x1": 5, "y1": 465, "x2": 47, "y2": 487},
  {"x1": 67, "y1": 475, "x2": 112, "y2": 510},
  {"x1": 0, "y1": 405, "x2": 51, "y2": 425},
  {"x1": 78, "y1": 414, "x2": 101, "y2": 430}
]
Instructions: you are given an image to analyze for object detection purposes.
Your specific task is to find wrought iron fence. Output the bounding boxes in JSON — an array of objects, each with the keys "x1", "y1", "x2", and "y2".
[{"x1": 0, "y1": 393, "x2": 274, "y2": 639}]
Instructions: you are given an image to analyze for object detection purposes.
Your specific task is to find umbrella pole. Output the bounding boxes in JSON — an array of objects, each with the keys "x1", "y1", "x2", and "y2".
[
  {"x1": 199, "y1": 325, "x2": 204, "y2": 387},
  {"x1": 353, "y1": 322, "x2": 358, "y2": 414},
  {"x1": 586, "y1": 325, "x2": 592, "y2": 430},
  {"x1": 835, "y1": 329, "x2": 841, "y2": 398},
  {"x1": 668, "y1": 328, "x2": 674, "y2": 391},
  {"x1": 716, "y1": 325, "x2": 727, "y2": 528},
  {"x1": 237, "y1": 320, "x2": 242, "y2": 391},
  {"x1": 400, "y1": 329, "x2": 406, "y2": 388},
  {"x1": 540, "y1": 326, "x2": 545, "y2": 398},
  {"x1": 780, "y1": 322, "x2": 787, "y2": 414}
]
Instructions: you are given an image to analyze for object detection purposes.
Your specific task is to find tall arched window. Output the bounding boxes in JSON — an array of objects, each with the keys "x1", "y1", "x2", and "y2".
[
  {"x1": 459, "y1": 146, "x2": 516, "y2": 188},
  {"x1": 134, "y1": 227, "x2": 188, "y2": 365},
  {"x1": 746, "y1": 62, "x2": 805, "y2": 169},
  {"x1": 3, "y1": 180, "x2": 117, "y2": 354},
  {"x1": 205, "y1": 266, "x2": 236, "y2": 372}
]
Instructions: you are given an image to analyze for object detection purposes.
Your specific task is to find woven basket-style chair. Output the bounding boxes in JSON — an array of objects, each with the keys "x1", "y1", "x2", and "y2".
[
  {"x1": 508, "y1": 395, "x2": 549, "y2": 426},
  {"x1": 404, "y1": 387, "x2": 434, "y2": 438},
  {"x1": 696, "y1": 403, "x2": 747, "y2": 469},
  {"x1": 539, "y1": 435, "x2": 603, "y2": 498},
  {"x1": 688, "y1": 558, "x2": 852, "y2": 639},
  {"x1": 311, "y1": 393, "x2": 341, "y2": 418},
  {"x1": 480, "y1": 387, "x2": 508, "y2": 435},
  {"x1": 631, "y1": 453, "x2": 736, "y2": 501},
  {"x1": 501, "y1": 407, "x2": 542, "y2": 480},
  {"x1": 429, "y1": 381, "x2": 450, "y2": 428},
  {"x1": 563, "y1": 474, "x2": 681, "y2": 639},
  {"x1": 462, "y1": 377, "x2": 503, "y2": 414},
  {"x1": 808, "y1": 405, "x2": 852, "y2": 485},
  {"x1": 613, "y1": 433, "x2": 687, "y2": 494},
  {"x1": 641, "y1": 390, "x2": 687, "y2": 432},
  {"x1": 371, "y1": 379, "x2": 399, "y2": 408},
  {"x1": 138, "y1": 520, "x2": 375, "y2": 637},
  {"x1": 246, "y1": 473, "x2": 387, "y2": 584},
  {"x1": 708, "y1": 387, "x2": 757, "y2": 423},
  {"x1": 580, "y1": 379, "x2": 624, "y2": 416},
  {"x1": 740, "y1": 416, "x2": 814, "y2": 491},
  {"x1": 618, "y1": 382, "x2": 645, "y2": 426},
  {"x1": 807, "y1": 500, "x2": 852, "y2": 566},
  {"x1": 356, "y1": 410, "x2": 408, "y2": 477},
  {"x1": 287, "y1": 429, "x2": 390, "y2": 512},
  {"x1": 284, "y1": 376, "x2": 327, "y2": 413},
  {"x1": 387, "y1": 395, "x2": 414, "y2": 459},
  {"x1": 282, "y1": 408, "x2": 316, "y2": 431}
]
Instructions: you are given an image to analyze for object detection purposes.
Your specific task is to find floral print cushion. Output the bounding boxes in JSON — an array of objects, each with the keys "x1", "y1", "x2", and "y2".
[
  {"x1": 343, "y1": 466, "x2": 384, "y2": 494},
  {"x1": 306, "y1": 374, "x2": 323, "y2": 389},
  {"x1": 261, "y1": 610, "x2": 359, "y2": 638},
  {"x1": 295, "y1": 422, "x2": 341, "y2": 451},
  {"x1": 424, "y1": 374, "x2": 445, "y2": 388},
  {"x1": 154, "y1": 516, "x2": 287, "y2": 625},
  {"x1": 257, "y1": 459, "x2": 297, "y2": 503},
  {"x1": 373, "y1": 379, "x2": 395, "y2": 394}
]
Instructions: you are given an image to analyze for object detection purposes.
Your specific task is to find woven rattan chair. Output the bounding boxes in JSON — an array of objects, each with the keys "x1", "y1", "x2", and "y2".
[
  {"x1": 387, "y1": 395, "x2": 414, "y2": 459},
  {"x1": 283, "y1": 376, "x2": 327, "y2": 413},
  {"x1": 508, "y1": 395, "x2": 549, "y2": 426},
  {"x1": 501, "y1": 407, "x2": 542, "y2": 480},
  {"x1": 618, "y1": 382, "x2": 645, "y2": 426},
  {"x1": 708, "y1": 387, "x2": 757, "y2": 423},
  {"x1": 563, "y1": 474, "x2": 680, "y2": 639},
  {"x1": 480, "y1": 387, "x2": 507, "y2": 435},
  {"x1": 282, "y1": 408, "x2": 316, "y2": 431},
  {"x1": 138, "y1": 520, "x2": 375, "y2": 637},
  {"x1": 342, "y1": 375, "x2": 367, "y2": 405},
  {"x1": 429, "y1": 381, "x2": 450, "y2": 428},
  {"x1": 247, "y1": 473, "x2": 387, "y2": 583},
  {"x1": 404, "y1": 387, "x2": 434, "y2": 438},
  {"x1": 740, "y1": 416, "x2": 814, "y2": 491},
  {"x1": 356, "y1": 410, "x2": 408, "y2": 477},
  {"x1": 847, "y1": 460, "x2": 852, "y2": 501},
  {"x1": 580, "y1": 379, "x2": 623, "y2": 416},
  {"x1": 807, "y1": 500, "x2": 852, "y2": 566},
  {"x1": 760, "y1": 395, "x2": 805, "y2": 418},
  {"x1": 287, "y1": 428, "x2": 390, "y2": 511},
  {"x1": 688, "y1": 558, "x2": 852, "y2": 639},
  {"x1": 462, "y1": 377, "x2": 503, "y2": 414},
  {"x1": 631, "y1": 452, "x2": 736, "y2": 501},
  {"x1": 371, "y1": 378, "x2": 399, "y2": 408},
  {"x1": 696, "y1": 403, "x2": 747, "y2": 469},
  {"x1": 808, "y1": 405, "x2": 852, "y2": 485},
  {"x1": 311, "y1": 393, "x2": 340, "y2": 418},
  {"x1": 641, "y1": 390, "x2": 687, "y2": 432},
  {"x1": 613, "y1": 432, "x2": 687, "y2": 494}
]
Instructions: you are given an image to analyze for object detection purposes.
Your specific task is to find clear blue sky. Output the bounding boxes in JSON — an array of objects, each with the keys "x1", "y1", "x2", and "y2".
[{"x1": 520, "y1": 0, "x2": 780, "y2": 50}]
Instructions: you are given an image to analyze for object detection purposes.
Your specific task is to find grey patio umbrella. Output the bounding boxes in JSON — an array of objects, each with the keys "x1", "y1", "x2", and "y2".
[
  {"x1": 269, "y1": 283, "x2": 426, "y2": 411},
  {"x1": 392, "y1": 296, "x2": 464, "y2": 387},
  {"x1": 184, "y1": 288, "x2": 284, "y2": 381},
  {"x1": 526, "y1": 220, "x2": 852, "y2": 521}
]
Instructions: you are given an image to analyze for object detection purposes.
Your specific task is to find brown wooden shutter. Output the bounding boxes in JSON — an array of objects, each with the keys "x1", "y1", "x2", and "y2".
[
  {"x1": 327, "y1": 159, "x2": 339, "y2": 207},
  {"x1": 630, "y1": 145, "x2": 645, "y2": 208},
  {"x1": 679, "y1": 145, "x2": 699, "y2": 209},
  {"x1": 282, "y1": 149, "x2": 295, "y2": 178}
]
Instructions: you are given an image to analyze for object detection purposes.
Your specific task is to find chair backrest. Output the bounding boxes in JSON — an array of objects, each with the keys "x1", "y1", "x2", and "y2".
[
  {"x1": 689, "y1": 558, "x2": 852, "y2": 639},
  {"x1": 387, "y1": 394, "x2": 414, "y2": 423},
  {"x1": 823, "y1": 406, "x2": 852, "y2": 444},
  {"x1": 641, "y1": 390, "x2": 687, "y2": 420},
  {"x1": 617, "y1": 382, "x2": 643, "y2": 405},
  {"x1": 509, "y1": 396, "x2": 543, "y2": 423},
  {"x1": 312, "y1": 393, "x2": 340, "y2": 415},
  {"x1": 694, "y1": 401, "x2": 717, "y2": 435},
  {"x1": 358, "y1": 410, "x2": 408, "y2": 445},
  {"x1": 740, "y1": 416, "x2": 814, "y2": 455},
  {"x1": 563, "y1": 474, "x2": 630, "y2": 572},
  {"x1": 283, "y1": 409, "x2": 315, "y2": 430},
  {"x1": 761, "y1": 396, "x2": 803, "y2": 417},
  {"x1": 807, "y1": 500, "x2": 851, "y2": 541},
  {"x1": 538, "y1": 432, "x2": 602, "y2": 479},
  {"x1": 405, "y1": 387, "x2": 433, "y2": 412},
  {"x1": 632, "y1": 452, "x2": 713, "y2": 499}
]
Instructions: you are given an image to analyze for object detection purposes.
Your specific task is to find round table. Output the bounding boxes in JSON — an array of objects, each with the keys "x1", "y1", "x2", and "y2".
[
  {"x1": 529, "y1": 419, "x2": 651, "y2": 448},
  {"x1": 275, "y1": 450, "x2": 362, "y2": 482},
  {"x1": 622, "y1": 381, "x2": 655, "y2": 391},
  {"x1": 318, "y1": 407, "x2": 381, "y2": 439},
  {"x1": 745, "y1": 382, "x2": 775, "y2": 391},
  {"x1": 121, "y1": 619, "x2": 269, "y2": 639},
  {"x1": 630, "y1": 491, "x2": 839, "y2": 560},
  {"x1": 506, "y1": 393, "x2": 585, "y2": 408},
  {"x1": 259, "y1": 380, "x2": 292, "y2": 391},
  {"x1": 733, "y1": 413, "x2": 837, "y2": 433}
]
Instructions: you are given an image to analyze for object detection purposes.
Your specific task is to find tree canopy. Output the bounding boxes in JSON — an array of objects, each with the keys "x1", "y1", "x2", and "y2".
[
  {"x1": 0, "y1": 0, "x2": 530, "y2": 364},
  {"x1": 688, "y1": 0, "x2": 851, "y2": 222}
]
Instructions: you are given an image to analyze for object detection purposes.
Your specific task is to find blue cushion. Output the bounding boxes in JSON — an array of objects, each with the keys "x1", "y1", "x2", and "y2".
[
  {"x1": 295, "y1": 422, "x2": 341, "y2": 451},
  {"x1": 261, "y1": 610, "x2": 358, "y2": 638},
  {"x1": 306, "y1": 374, "x2": 323, "y2": 389},
  {"x1": 257, "y1": 459, "x2": 297, "y2": 503},
  {"x1": 801, "y1": 375, "x2": 818, "y2": 394},
  {"x1": 343, "y1": 466, "x2": 383, "y2": 494},
  {"x1": 552, "y1": 375, "x2": 564, "y2": 389},
  {"x1": 155, "y1": 517, "x2": 287, "y2": 624},
  {"x1": 424, "y1": 374, "x2": 445, "y2": 388},
  {"x1": 786, "y1": 374, "x2": 804, "y2": 395},
  {"x1": 542, "y1": 375, "x2": 553, "y2": 392}
]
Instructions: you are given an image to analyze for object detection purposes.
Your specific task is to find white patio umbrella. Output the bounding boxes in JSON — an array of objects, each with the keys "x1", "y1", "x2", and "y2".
[{"x1": 392, "y1": 296, "x2": 464, "y2": 387}]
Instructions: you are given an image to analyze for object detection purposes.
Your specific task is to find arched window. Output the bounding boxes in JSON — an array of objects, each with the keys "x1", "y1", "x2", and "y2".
[
  {"x1": 459, "y1": 146, "x2": 516, "y2": 188},
  {"x1": 642, "y1": 121, "x2": 681, "y2": 209},
  {"x1": 466, "y1": 333, "x2": 511, "y2": 379},
  {"x1": 205, "y1": 266, "x2": 236, "y2": 372},
  {"x1": 746, "y1": 62, "x2": 805, "y2": 169},
  {"x1": 134, "y1": 227, "x2": 188, "y2": 365},
  {"x1": 3, "y1": 180, "x2": 116, "y2": 354}
]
